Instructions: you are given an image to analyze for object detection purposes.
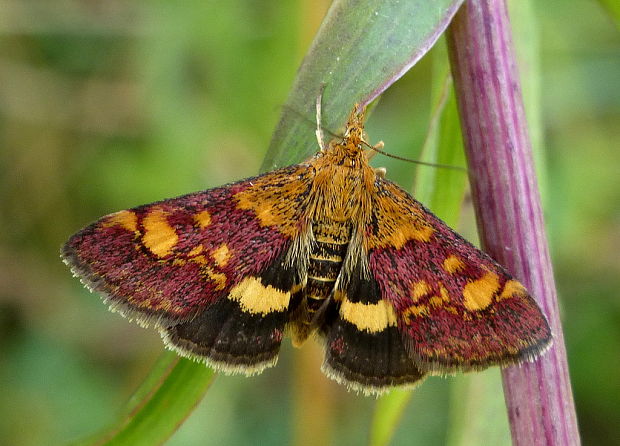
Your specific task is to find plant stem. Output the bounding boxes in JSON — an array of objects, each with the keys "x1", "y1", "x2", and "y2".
[{"x1": 446, "y1": 1, "x2": 580, "y2": 445}]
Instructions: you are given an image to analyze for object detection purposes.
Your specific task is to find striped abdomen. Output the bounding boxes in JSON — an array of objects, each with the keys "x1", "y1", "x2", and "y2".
[{"x1": 305, "y1": 219, "x2": 351, "y2": 319}]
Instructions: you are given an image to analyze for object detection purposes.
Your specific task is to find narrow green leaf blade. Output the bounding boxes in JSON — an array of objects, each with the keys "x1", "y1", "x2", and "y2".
[
  {"x1": 71, "y1": 353, "x2": 215, "y2": 446},
  {"x1": 446, "y1": 370, "x2": 511, "y2": 446},
  {"x1": 369, "y1": 390, "x2": 414, "y2": 446},
  {"x1": 414, "y1": 42, "x2": 467, "y2": 224},
  {"x1": 596, "y1": 0, "x2": 620, "y2": 26},
  {"x1": 106, "y1": 358, "x2": 215, "y2": 446},
  {"x1": 122, "y1": 351, "x2": 179, "y2": 417},
  {"x1": 263, "y1": 0, "x2": 465, "y2": 170}
]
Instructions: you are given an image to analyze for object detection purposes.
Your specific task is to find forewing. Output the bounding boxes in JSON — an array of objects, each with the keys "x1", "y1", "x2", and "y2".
[
  {"x1": 62, "y1": 164, "x2": 314, "y2": 328},
  {"x1": 367, "y1": 179, "x2": 551, "y2": 373}
]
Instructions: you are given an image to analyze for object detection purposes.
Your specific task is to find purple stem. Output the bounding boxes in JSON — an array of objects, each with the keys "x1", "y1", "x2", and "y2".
[{"x1": 446, "y1": 1, "x2": 580, "y2": 445}]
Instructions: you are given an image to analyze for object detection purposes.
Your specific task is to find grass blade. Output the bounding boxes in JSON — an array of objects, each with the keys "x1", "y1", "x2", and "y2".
[
  {"x1": 105, "y1": 358, "x2": 214, "y2": 446},
  {"x1": 263, "y1": 0, "x2": 465, "y2": 169},
  {"x1": 369, "y1": 390, "x2": 414, "y2": 446}
]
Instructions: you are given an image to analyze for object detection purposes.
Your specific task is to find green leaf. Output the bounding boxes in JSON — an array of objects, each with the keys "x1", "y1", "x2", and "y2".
[
  {"x1": 263, "y1": 0, "x2": 465, "y2": 170},
  {"x1": 369, "y1": 389, "x2": 415, "y2": 446},
  {"x1": 71, "y1": 353, "x2": 215, "y2": 446},
  {"x1": 508, "y1": 0, "x2": 547, "y2": 203},
  {"x1": 595, "y1": 0, "x2": 620, "y2": 26},
  {"x1": 445, "y1": 370, "x2": 511, "y2": 446},
  {"x1": 414, "y1": 41, "x2": 466, "y2": 225},
  {"x1": 108, "y1": 357, "x2": 215, "y2": 446},
  {"x1": 74, "y1": 351, "x2": 215, "y2": 446},
  {"x1": 121, "y1": 351, "x2": 179, "y2": 417}
]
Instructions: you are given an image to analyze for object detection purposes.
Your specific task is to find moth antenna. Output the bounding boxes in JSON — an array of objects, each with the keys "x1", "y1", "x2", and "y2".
[
  {"x1": 315, "y1": 84, "x2": 327, "y2": 151},
  {"x1": 277, "y1": 104, "x2": 341, "y2": 142},
  {"x1": 364, "y1": 141, "x2": 383, "y2": 160},
  {"x1": 362, "y1": 139, "x2": 467, "y2": 172}
]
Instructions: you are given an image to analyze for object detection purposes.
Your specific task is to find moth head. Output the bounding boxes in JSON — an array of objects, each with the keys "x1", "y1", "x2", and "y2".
[{"x1": 343, "y1": 104, "x2": 368, "y2": 149}]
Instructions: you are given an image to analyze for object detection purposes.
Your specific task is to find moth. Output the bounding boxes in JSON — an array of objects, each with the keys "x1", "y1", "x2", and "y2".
[{"x1": 62, "y1": 104, "x2": 551, "y2": 395}]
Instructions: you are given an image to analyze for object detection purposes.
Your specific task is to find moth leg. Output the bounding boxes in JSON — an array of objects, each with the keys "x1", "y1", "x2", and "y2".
[{"x1": 374, "y1": 167, "x2": 387, "y2": 178}]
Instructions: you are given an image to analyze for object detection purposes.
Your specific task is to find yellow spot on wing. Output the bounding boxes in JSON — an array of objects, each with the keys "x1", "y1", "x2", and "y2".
[
  {"x1": 443, "y1": 255, "x2": 466, "y2": 274},
  {"x1": 421, "y1": 284, "x2": 450, "y2": 309},
  {"x1": 402, "y1": 304, "x2": 429, "y2": 322},
  {"x1": 233, "y1": 166, "x2": 310, "y2": 237},
  {"x1": 104, "y1": 210, "x2": 137, "y2": 232},
  {"x1": 438, "y1": 284, "x2": 450, "y2": 302},
  {"x1": 498, "y1": 279, "x2": 527, "y2": 301},
  {"x1": 411, "y1": 280, "x2": 430, "y2": 301},
  {"x1": 194, "y1": 210, "x2": 212, "y2": 228},
  {"x1": 204, "y1": 266, "x2": 227, "y2": 290},
  {"x1": 429, "y1": 296, "x2": 444, "y2": 307},
  {"x1": 367, "y1": 182, "x2": 436, "y2": 249},
  {"x1": 228, "y1": 277, "x2": 290, "y2": 315},
  {"x1": 381, "y1": 224, "x2": 434, "y2": 249},
  {"x1": 462, "y1": 271, "x2": 501, "y2": 311},
  {"x1": 188, "y1": 245, "x2": 204, "y2": 256},
  {"x1": 142, "y1": 208, "x2": 178, "y2": 257},
  {"x1": 339, "y1": 298, "x2": 397, "y2": 333},
  {"x1": 191, "y1": 255, "x2": 207, "y2": 265},
  {"x1": 211, "y1": 244, "x2": 231, "y2": 267},
  {"x1": 445, "y1": 306, "x2": 458, "y2": 315}
]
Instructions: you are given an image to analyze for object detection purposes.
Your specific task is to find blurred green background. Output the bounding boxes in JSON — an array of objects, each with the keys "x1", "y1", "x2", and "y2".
[{"x1": 0, "y1": 1, "x2": 618, "y2": 445}]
